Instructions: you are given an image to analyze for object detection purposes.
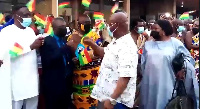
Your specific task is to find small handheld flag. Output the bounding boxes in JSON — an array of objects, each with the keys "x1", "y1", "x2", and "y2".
[
  {"x1": 44, "y1": 18, "x2": 54, "y2": 36},
  {"x1": 93, "y1": 12, "x2": 104, "y2": 19},
  {"x1": 58, "y1": 2, "x2": 70, "y2": 8},
  {"x1": 111, "y1": 3, "x2": 119, "y2": 13},
  {"x1": 0, "y1": 13, "x2": 5, "y2": 24},
  {"x1": 95, "y1": 20, "x2": 105, "y2": 30},
  {"x1": 179, "y1": 12, "x2": 189, "y2": 20},
  {"x1": 138, "y1": 48, "x2": 143, "y2": 55},
  {"x1": 9, "y1": 43, "x2": 23, "y2": 58},
  {"x1": 75, "y1": 43, "x2": 85, "y2": 58},
  {"x1": 82, "y1": 0, "x2": 91, "y2": 8},
  {"x1": 34, "y1": 13, "x2": 46, "y2": 26},
  {"x1": 79, "y1": 48, "x2": 92, "y2": 66},
  {"x1": 26, "y1": 0, "x2": 36, "y2": 12}
]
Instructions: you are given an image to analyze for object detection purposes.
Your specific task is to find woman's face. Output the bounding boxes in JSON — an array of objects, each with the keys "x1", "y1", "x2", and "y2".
[{"x1": 154, "y1": 24, "x2": 165, "y2": 37}]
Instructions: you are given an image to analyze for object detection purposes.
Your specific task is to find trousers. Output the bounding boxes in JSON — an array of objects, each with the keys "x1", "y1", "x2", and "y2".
[
  {"x1": 12, "y1": 96, "x2": 38, "y2": 109},
  {"x1": 97, "y1": 101, "x2": 130, "y2": 109}
]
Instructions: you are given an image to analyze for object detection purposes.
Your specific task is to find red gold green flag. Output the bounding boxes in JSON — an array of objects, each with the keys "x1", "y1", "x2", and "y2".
[
  {"x1": 26, "y1": 0, "x2": 35, "y2": 12},
  {"x1": 34, "y1": 13, "x2": 46, "y2": 26},
  {"x1": 9, "y1": 42, "x2": 23, "y2": 57},
  {"x1": 82, "y1": 0, "x2": 91, "y2": 8},
  {"x1": 179, "y1": 12, "x2": 189, "y2": 20},
  {"x1": 111, "y1": 3, "x2": 119, "y2": 13},
  {"x1": 79, "y1": 48, "x2": 92, "y2": 66},
  {"x1": 95, "y1": 20, "x2": 105, "y2": 30},
  {"x1": 0, "y1": 13, "x2": 5, "y2": 24},
  {"x1": 44, "y1": 18, "x2": 54, "y2": 36},
  {"x1": 93, "y1": 12, "x2": 104, "y2": 19},
  {"x1": 58, "y1": 2, "x2": 70, "y2": 8}
]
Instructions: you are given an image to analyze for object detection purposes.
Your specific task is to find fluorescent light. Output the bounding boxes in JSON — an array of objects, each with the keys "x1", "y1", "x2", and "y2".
[{"x1": 119, "y1": 1, "x2": 123, "y2": 2}]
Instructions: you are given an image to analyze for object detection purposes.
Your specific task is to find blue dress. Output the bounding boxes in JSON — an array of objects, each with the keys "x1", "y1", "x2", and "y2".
[{"x1": 139, "y1": 37, "x2": 199, "y2": 109}]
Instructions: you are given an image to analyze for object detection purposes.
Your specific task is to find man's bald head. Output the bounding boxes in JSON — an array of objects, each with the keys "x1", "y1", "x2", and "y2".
[
  {"x1": 52, "y1": 17, "x2": 66, "y2": 28},
  {"x1": 52, "y1": 17, "x2": 67, "y2": 37},
  {"x1": 110, "y1": 12, "x2": 128, "y2": 24},
  {"x1": 109, "y1": 11, "x2": 129, "y2": 38}
]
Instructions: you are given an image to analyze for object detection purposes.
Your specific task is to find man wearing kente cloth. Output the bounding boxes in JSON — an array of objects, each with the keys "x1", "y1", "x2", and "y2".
[{"x1": 67, "y1": 14, "x2": 102, "y2": 109}]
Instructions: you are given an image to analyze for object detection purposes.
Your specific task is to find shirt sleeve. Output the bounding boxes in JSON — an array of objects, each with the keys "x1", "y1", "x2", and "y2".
[
  {"x1": 0, "y1": 30, "x2": 10, "y2": 60},
  {"x1": 117, "y1": 46, "x2": 138, "y2": 77},
  {"x1": 141, "y1": 45, "x2": 147, "y2": 75},
  {"x1": 174, "y1": 38, "x2": 195, "y2": 66}
]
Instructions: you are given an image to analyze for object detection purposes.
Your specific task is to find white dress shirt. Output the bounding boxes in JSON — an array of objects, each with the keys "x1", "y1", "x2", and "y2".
[
  {"x1": 0, "y1": 24, "x2": 38, "y2": 101},
  {"x1": 91, "y1": 33, "x2": 138, "y2": 108}
]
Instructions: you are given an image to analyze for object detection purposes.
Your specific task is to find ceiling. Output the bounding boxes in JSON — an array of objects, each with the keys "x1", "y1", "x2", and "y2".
[{"x1": 176, "y1": 0, "x2": 199, "y2": 10}]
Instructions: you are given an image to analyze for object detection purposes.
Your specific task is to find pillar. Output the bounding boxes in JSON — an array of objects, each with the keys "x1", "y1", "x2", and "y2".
[
  {"x1": 72, "y1": 0, "x2": 79, "y2": 29},
  {"x1": 52, "y1": 0, "x2": 58, "y2": 17},
  {"x1": 173, "y1": 0, "x2": 176, "y2": 15},
  {"x1": 99, "y1": 0, "x2": 104, "y2": 12},
  {"x1": 123, "y1": 0, "x2": 130, "y2": 28}
]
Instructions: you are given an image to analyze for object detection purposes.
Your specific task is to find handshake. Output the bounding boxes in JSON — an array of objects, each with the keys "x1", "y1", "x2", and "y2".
[{"x1": 30, "y1": 34, "x2": 49, "y2": 50}]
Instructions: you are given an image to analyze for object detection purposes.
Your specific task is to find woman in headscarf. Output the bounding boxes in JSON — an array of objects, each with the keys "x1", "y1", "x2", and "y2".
[{"x1": 139, "y1": 20, "x2": 199, "y2": 109}]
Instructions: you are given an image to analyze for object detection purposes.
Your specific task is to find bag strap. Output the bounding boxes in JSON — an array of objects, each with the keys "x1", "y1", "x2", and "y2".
[
  {"x1": 171, "y1": 79, "x2": 178, "y2": 99},
  {"x1": 177, "y1": 79, "x2": 187, "y2": 96}
]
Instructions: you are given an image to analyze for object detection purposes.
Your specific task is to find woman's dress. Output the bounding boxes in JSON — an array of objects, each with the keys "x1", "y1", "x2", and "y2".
[{"x1": 139, "y1": 37, "x2": 199, "y2": 109}]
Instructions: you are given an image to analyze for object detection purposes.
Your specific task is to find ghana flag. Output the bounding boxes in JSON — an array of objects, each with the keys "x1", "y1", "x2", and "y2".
[
  {"x1": 26, "y1": 0, "x2": 35, "y2": 12},
  {"x1": 95, "y1": 20, "x2": 105, "y2": 30},
  {"x1": 9, "y1": 42, "x2": 23, "y2": 58},
  {"x1": 79, "y1": 48, "x2": 92, "y2": 66},
  {"x1": 58, "y1": 2, "x2": 70, "y2": 8},
  {"x1": 44, "y1": 19, "x2": 54, "y2": 36},
  {"x1": 0, "y1": 13, "x2": 5, "y2": 24},
  {"x1": 179, "y1": 12, "x2": 189, "y2": 20},
  {"x1": 93, "y1": 12, "x2": 104, "y2": 19},
  {"x1": 111, "y1": 3, "x2": 119, "y2": 13},
  {"x1": 34, "y1": 13, "x2": 46, "y2": 26},
  {"x1": 82, "y1": 0, "x2": 91, "y2": 8}
]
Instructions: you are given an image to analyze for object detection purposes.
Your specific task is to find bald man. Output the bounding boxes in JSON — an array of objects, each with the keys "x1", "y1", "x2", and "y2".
[
  {"x1": 84, "y1": 10, "x2": 138, "y2": 109},
  {"x1": 172, "y1": 19, "x2": 187, "y2": 42},
  {"x1": 184, "y1": 19, "x2": 193, "y2": 31},
  {"x1": 40, "y1": 18, "x2": 75, "y2": 109}
]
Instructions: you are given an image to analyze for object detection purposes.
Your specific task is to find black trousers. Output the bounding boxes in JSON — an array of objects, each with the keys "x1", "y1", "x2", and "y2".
[{"x1": 44, "y1": 92, "x2": 75, "y2": 109}]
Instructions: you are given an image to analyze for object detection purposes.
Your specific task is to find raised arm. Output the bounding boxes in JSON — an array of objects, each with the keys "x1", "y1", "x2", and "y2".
[{"x1": 185, "y1": 31, "x2": 199, "y2": 50}]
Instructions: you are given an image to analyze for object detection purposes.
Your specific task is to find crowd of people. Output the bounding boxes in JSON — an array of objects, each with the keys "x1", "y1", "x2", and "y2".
[{"x1": 0, "y1": 4, "x2": 199, "y2": 109}]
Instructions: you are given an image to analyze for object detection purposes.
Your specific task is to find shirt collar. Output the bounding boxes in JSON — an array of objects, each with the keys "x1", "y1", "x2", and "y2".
[{"x1": 54, "y1": 35, "x2": 61, "y2": 41}]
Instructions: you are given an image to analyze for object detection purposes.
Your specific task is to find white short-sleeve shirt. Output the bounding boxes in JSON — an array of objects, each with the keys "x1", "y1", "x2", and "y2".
[{"x1": 91, "y1": 33, "x2": 138, "y2": 108}]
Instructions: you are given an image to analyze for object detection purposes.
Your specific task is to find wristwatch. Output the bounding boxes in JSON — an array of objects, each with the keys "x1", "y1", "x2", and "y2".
[{"x1": 108, "y1": 97, "x2": 117, "y2": 105}]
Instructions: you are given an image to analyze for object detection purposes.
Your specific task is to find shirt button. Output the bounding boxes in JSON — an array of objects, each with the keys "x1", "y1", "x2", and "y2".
[{"x1": 68, "y1": 62, "x2": 70, "y2": 64}]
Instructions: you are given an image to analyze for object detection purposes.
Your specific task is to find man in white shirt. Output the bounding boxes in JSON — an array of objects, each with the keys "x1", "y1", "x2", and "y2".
[
  {"x1": 0, "y1": 5, "x2": 44, "y2": 109},
  {"x1": 145, "y1": 19, "x2": 155, "y2": 36},
  {"x1": 83, "y1": 10, "x2": 138, "y2": 109}
]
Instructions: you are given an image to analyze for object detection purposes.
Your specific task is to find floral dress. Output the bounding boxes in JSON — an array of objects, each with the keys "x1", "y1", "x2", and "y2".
[{"x1": 190, "y1": 33, "x2": 199, "y2": 82}]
